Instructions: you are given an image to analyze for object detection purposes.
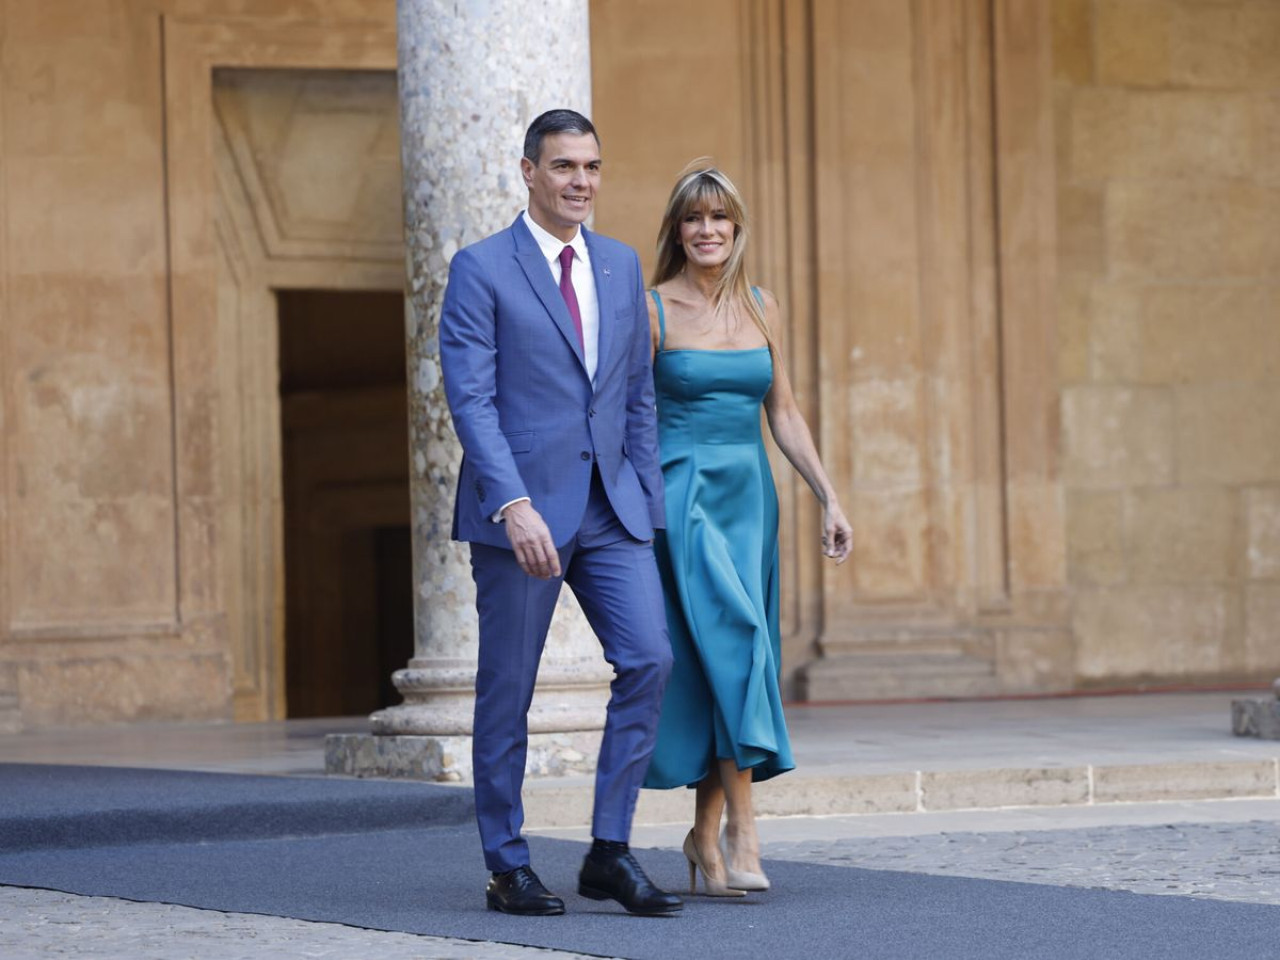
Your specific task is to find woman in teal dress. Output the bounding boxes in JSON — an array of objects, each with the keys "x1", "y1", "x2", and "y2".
[{"x1": 642, "y1": 163, "x2": 852, "y2": 896}]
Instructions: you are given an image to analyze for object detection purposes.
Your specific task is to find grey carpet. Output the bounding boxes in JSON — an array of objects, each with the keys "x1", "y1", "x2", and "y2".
[
  {"x1": 2, "y1": 764, "x2": 1278, "y2": 959},
  {"x1": 0, "y1": 763, "x2": 472, "y2": 850}
]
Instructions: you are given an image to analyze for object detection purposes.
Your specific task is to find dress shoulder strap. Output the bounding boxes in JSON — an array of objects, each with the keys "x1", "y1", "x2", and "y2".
[
  {"x1": 750, "y1": 285, "x2": 764, "y2": 307},
  {"x1": 649, "y1": 289, "x2": 667, "y2": 352}
]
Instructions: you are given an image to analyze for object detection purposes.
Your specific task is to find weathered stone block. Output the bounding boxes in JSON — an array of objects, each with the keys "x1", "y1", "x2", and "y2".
[
  {"x1": 1087, "y1": 283, "x2": 1142, "y2": 382},
  {"x1": 325, "y1": 729, "x2": 603, "y2": 783},
  {"x1": 0, "y1": 664, "x2": 20, "y2": 734},
  {"x1": 1071, "y1": 89, "x2": 1252, "y2": 182},
  {"x1": 524, "y1": 781, "x2": 700, "y2": 830},
  {"x1": 522, "y1": 784, "x2": 596, "y2": 830},
  {"x1": 1258, "y1": 94, "x2": 1280, "y2": 187},
  {"x1": 850, "y1": 488, "x2": 929, "y2": 598},
  {"x1": 1170, "y1": 1, "x2": 1280, "y2": 89},
  {"x1": 755, "y1": 773, "x2": 919, "y2": 818},
  {"x1": 16, "y1": 652, "x2": 230, "y2": 727},
  {"x1": 1008, "y1": 482, "x2": 1067, "y2": 589},
  {"x1": 524, "y1": 778, "x2": 916, "y2": 829},
  {"x1": 921, "y1": 767, "x2": 1089, "y2": 811},
  {"x1": 4, "y1": 39, "x2": 155, "y2": 159},
  {"x1": 1244, "y1": 585, "x2": 1280, "y2": 673},
  {"x1": 1246, "y1": 488, "x2": 1280, "y2": 579},
  {"x1": 1057, "y1": 183, "x2": 1105, "y2": 277},
  {"x1": 1066, "y1": 489, "x2": 1127, "y2": 585},
  {"x1": 1127, "y1": 487, "x2": 1236, "y2": 583},
  {"x1": 848, "y1": 276, "x2": 923, "y2": 380},
  {"x1": 10, "y1": 496, "x2": 177, "y2": 628},
  {"x1": 995, "y1": 627, "x2": 1076, "y2": 692},
  {"x1": 1074, "y1": 586, "x2": 1230, "y2": 679},
  {"x1": 1138, "y1": 286, "x2": 1277, "y2": 385},
  {"x1": 849, "y1": 378, "x2": 925, "y2": 486},
  {"x1": 798, "y1": 653, "x2": 1004, "y2": 703},
  {"x1": 1176, "y1": 384, "x2": 1280, "y2": 485},
  {"x1": 1092, "y1": 760, "x2": 1277, "y2": 802},
  {"x1": 1056, "y1": 276, "x2": 1093, "y2": 383},
  {"x1": 1052, "y1": 0, "x2": 1094, "y2": 84},
  {"x1": 5, "y1": 1, "x2": 122, "y2": 40},
  {"x1": 1099, "y1": 1, "x2": 1280, "y2": 90},
  {"x1": 1107, "y1": 180, "x2": 1280, "y2": 281},
  {"x1": 1096, "y1": 0, "x2": 1170, "y2": 87},
  {"x1": 1232, "y1": 694, "x2": 1280, "y2": 740},
  {"x1": 1062, "y1": 386, "x2": 1174, "y2": 489},
  {"x1": 7, "y1": 158, "x2": 166, "y2": 276}
]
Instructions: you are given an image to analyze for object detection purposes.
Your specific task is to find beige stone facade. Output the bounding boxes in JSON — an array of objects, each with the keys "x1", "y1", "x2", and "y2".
[
  {"x1": 1055, "y1": 0, "x2": 1280, "y2": 685},
  {"x1": 0, "y1": 0, "x2": 1275, "y2": 731}
]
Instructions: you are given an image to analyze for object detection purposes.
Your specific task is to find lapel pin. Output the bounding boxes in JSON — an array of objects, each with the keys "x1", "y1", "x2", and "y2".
[{"x1": 602, "y1": 267, "x2": 611, "y2": 279}]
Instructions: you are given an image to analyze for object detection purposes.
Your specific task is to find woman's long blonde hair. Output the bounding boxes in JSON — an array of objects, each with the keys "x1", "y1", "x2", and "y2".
[{"x1": 651, "y1": 160, "x2": 770, "y2": 342}]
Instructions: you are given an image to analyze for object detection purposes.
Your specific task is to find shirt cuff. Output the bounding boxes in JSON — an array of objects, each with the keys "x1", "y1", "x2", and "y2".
[{"x1": 491, "y1": 497, "x2": 531, "y2": 523}]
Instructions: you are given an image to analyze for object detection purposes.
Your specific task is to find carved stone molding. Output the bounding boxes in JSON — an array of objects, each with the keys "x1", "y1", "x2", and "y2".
[{"x1": 162, "y1": 15, "x2": 398, "y2": 720}]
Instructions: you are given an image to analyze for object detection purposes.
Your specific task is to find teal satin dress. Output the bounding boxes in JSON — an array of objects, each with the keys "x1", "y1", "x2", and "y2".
[{"x1": 643, "y1": 290, "x2": 795, "y2": 789}]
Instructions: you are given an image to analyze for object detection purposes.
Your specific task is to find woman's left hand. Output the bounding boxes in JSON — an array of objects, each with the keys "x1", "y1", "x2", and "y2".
[{"x1": 821, "y1": 504, "x2": 853, "y2": 565}]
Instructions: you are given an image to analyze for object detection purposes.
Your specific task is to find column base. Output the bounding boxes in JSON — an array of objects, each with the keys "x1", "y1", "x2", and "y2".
[{"x1": 325, "y1": 729, "x2": 603, "y2": 782}]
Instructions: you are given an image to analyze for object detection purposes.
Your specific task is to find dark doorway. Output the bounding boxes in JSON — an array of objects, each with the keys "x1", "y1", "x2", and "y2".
[{"x1": 278, "y1": 289, "x2": 413, "y2": 718}]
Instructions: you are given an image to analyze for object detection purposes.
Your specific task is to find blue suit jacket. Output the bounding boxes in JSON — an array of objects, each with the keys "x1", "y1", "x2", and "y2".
[{"x1": 440, "y1": 216, "x2": 664, "y2": 549}]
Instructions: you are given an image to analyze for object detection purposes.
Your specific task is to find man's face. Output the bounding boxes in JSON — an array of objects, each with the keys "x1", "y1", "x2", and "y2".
[{"x1": 521, "y1": 132, "x2": 601, "y2": 240}]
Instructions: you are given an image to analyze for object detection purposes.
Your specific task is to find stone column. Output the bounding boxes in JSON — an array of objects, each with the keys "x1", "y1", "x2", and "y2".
[{"x1": 327, "y1": 0, "x2": 612, "y2": 781}]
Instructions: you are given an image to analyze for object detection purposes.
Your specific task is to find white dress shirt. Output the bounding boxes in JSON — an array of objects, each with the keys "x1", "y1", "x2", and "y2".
[
  {"x1": 495, "y1": 212, "x2": 602, "y2": 522},
  {"x1": 521, "y1": 209, "x2": 600, "y2": 382}
]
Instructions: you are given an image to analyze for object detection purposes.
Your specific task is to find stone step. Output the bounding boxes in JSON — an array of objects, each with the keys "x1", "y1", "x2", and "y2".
[
  {"x1": 522, "y1": 757, "x2": 1280, "y2": 829},
  {"x1": 818, "y1": 653, "x2": 997, "y2": 676},
  {"x1": 799, "y1": 652, "x2": 1003, "y2": 702},
  {"x1": 0, "y1": 665, "x2": 19, "y2": 733},
  {"x1": 9, "y1": 754, "x2": 1277, "y2": 850}
]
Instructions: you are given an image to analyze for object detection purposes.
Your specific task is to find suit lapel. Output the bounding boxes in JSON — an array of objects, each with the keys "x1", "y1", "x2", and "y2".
[
  {"x1": 584, "y1": 227, "x2": 614, "y2": 390},
  {"x1": 511, "y1": 217, "x2": 587, "y2": 373}
]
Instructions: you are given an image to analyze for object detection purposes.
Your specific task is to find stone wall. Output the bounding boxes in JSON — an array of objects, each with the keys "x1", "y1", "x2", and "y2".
[
  {"x1": 594, "y1": 0, "x2": 1072, "y2": 702},
  {"x1": 1054, "y1": 0, "x2": 1280, "y2": 683},
  {"x1": 1, "y1": 0, "x2": 1275, "y2": 732},
  {"x1": 0, "y1": 1, "x2": 400, "y2": 730},
  {"x1": 3, "y1": 0, "x2": 216, "y2": 730}
]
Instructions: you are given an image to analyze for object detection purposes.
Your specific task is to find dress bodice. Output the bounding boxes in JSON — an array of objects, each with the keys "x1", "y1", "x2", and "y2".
[
  {"x1": 649, "y1": 288, "x2": 773, "y2": 449},
  {"x1": 653, "y1": 348, "x2": 772, "y2": 448}
]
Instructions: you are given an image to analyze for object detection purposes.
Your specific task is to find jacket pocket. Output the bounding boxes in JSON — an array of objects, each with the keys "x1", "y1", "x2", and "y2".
[{"x1": 504, "y1": 430, "x2": 534, "y2": 453}]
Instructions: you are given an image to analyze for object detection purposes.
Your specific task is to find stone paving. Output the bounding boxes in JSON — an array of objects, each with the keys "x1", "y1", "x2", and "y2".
[
  {"x1": 763, "y1": 819, "x2": 1280, "y2": 907},
  {"x1": 4, "y1": 806, "x2": 1280, "y2": 958},
  {"x1": 0, "y1": 887, "x2": 593, "y2": 960}
]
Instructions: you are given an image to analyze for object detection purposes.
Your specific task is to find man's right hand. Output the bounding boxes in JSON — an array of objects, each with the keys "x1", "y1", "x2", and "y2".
[{"x1": 502, "y1": 501, "x2": 562, "y2": 579}]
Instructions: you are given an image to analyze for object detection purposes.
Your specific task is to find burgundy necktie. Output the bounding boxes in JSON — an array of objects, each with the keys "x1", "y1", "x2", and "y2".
[{"x1": 558, "y1": 245, "x2": 585, "y2": 353}]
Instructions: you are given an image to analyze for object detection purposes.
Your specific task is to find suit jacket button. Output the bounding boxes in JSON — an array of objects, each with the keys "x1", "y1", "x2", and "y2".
[{"x1": 580, "y1": 451, "x2": 591, "y2": 461}]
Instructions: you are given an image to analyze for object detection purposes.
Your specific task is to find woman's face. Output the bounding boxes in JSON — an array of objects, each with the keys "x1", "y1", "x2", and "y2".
[{"x1": 678, "y1": 200, "x2": 735, "y2": 270}]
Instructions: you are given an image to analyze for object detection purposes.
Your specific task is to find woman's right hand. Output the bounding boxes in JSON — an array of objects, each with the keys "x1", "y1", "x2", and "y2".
[{"x1": 821, "y1": 503, "x2": 853, "y2": 565}]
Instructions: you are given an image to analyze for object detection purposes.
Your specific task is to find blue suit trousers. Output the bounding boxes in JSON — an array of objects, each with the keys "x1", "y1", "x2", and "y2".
[{"x1": 469, "y1": 471, "x2": 672, "y2": 872}]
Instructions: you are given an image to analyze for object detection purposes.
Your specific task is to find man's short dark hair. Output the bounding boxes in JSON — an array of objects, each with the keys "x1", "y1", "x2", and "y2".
[{"x1": 523, "y1": 109, "x2": 599, "y2": 164}]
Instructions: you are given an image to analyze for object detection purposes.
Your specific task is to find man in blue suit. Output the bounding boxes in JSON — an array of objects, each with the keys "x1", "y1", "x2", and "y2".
[{"x1": 439, "y1": 109, "x2": 680, "y2": 917}]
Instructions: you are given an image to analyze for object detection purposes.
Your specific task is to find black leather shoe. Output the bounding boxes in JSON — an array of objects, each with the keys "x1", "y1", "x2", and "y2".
[
  {"x1": 486, "y1": 866, "x2": 565, "y2": 916},
  {"x1": 578, "y1": 847, "x2": 683, "y2": 915}
]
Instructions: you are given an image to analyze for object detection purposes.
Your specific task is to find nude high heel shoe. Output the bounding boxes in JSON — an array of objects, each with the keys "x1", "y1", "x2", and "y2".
[
  {"x1": 720, "y1": 827, "x2": 770, "y2": 891},
  {"x1": 683, "y1": 830, "x2": 746, "y2": 897}
]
